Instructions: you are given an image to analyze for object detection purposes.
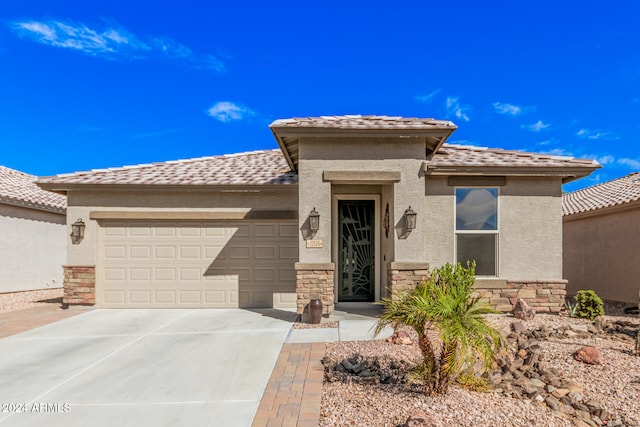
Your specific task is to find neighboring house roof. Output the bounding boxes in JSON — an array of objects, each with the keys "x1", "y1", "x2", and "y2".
[
  {"x1": 563, "y1": 172, "x2": 640, "y2": 217},
  {"x1": 426, "y1": 144, "x2": 600, "y2": 183},
  {"x1": 38, "y1": 149, "x2": 297, "y2": 189},
  {"x1": 0, "y1": 166, "x2": 66, "y2": 214},
  {"x1": 270, "y1": 115, "x2": 458, "y2": 172}
]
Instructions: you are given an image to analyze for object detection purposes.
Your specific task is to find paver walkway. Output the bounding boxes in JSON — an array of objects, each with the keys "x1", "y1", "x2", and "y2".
[
  {"x1": 251, "y1": 343, "x2": 325, "y2": 427},
  {"x1": 0, "y1": 304, "x2": 85, "y2": 339}
]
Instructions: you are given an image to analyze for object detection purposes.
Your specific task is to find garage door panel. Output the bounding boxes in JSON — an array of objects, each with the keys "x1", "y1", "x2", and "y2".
[{"x1": 99, "y1": 221, "x2": 297, "y2": 308}]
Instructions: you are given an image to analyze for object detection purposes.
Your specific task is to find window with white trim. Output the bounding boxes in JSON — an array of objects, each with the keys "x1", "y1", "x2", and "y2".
[{"x1": 455, "y1": 187, "x2": 498, "y2": 276}]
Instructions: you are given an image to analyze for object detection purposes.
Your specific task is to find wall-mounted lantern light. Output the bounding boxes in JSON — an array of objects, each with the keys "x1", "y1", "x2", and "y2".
[
  {"x1": 71, "y1": 218, "x2": 86, "y2": 245},
  {"x1": 308, "y1": 207, "x2": 320, "y2": 232},
  {"x1": 404, "y1": 207, "x2": 417, "y2": 231}
]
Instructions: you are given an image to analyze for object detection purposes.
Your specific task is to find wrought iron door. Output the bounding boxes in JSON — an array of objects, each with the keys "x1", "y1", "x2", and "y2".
[{"x1": 338, "y1": 200, "x2": 374, "y2": 301}]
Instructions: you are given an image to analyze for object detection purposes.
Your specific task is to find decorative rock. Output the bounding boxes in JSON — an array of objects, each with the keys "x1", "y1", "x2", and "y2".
[
  {"x1": 405, "y1": 412, "x2": 436, "y2": 427},
  {"x1": 387, "y1": 329, "x2": 413, "y2": 345},
  {"x1": 511, "y1": 321, "x2": 526, "y2": 333},
  {"x1": 574, "y1": 346, "x2": 603, "y2": 365},
  {"x1": 512, "y1": 298, "x2": 536, "y2": 321}
]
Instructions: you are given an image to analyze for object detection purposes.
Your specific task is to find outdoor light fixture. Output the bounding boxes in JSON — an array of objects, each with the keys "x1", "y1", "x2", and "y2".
[
  {"x1": 308, "y1": 207, "x2": 320, "y2": 232},
  {"x1": 71, "y1": 218, "x2": 85, "y2": 244},
  {"x1": 404, "y1": 206, "x2": 417, "y2": 231}
]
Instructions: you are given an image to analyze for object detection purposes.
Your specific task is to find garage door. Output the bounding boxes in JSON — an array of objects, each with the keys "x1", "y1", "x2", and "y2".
[{"x1": 98, "y1": 221, "x2": 298, "y2": 308}]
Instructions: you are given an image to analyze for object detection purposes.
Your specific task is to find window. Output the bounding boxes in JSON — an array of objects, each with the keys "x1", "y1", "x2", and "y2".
[{"x1": 455, "y1": 188, "x2": 498, "y2": 276}]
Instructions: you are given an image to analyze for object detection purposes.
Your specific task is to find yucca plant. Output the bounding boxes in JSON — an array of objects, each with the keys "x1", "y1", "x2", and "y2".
[{"x1": 376, "y1": 262, "x2": 504, "y2": 395}]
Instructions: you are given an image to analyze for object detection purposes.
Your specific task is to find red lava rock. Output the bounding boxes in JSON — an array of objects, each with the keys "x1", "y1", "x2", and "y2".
[
  {"x1": 512, "y1": 298, "x2": 536, "y2": 321},
  {"x1": 405, "y1": 411, "x2": 436, "y2": 427},
  {"x1": 574, "y1": 346, "x2": 603, "y2": 365}
]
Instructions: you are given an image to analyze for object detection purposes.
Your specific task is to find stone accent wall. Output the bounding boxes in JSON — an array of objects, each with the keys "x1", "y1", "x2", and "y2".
[
  {"x1": 63, "y1": 265, "x2": 96, "y2": 306},
  {"x1": 474, "y1": 279, "x2": 567, "y2": 313},
  {"x1": 295, "y1": 262, "x2": 335, "y2": 318},
  {"x1": 387, "y1": 262, "x2": 430, "y2": 300}
]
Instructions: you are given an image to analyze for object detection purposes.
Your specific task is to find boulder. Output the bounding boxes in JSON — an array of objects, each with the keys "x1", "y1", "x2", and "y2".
[
  {"x1": 512, "y1": 298, "x2": 536, "y2": 321},
  {"x1": 387, "y1": 329, "x2": 413, "y2": 345},
  {"x1": 574, "y1": 346, "x2": 603, "y2": 365}
]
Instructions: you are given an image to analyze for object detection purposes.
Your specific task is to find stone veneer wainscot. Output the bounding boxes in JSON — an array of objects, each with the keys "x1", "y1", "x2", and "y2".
[
  {"x1": 63, "y1": 265, "x2": 95, "y2": 306},
  {"x1": 295, "y1": 262, "x2": 335, "y2": 317},
  {"x1": 387, "y1": 262, "x2": 430, "y2": 300},
  {"x1": 474, "y1": 279, "x2": 567, "y2": 313}
]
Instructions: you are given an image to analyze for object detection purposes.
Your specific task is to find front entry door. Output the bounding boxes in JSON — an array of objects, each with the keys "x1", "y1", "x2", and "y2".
[{"x1": 338, "y1": 200, "x2": 375, "y2": 302}]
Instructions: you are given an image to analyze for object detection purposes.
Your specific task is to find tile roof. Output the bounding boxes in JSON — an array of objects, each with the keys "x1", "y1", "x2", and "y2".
[
  {"x1": 563, "y1": 172, "x2": 640, "y2": 216},
  {"x1": 37, "y1": 149, "x2": 297, "y2": 187},
  {"x1": 429, "y1": 144, "x2": 600, "y2": 169},
  {"x1": 38, "y1": 143, "x2": 600, "y2": 190},
  {"x1": 270, "y1": 115, "x2": 456, "y2": 130},
  {"x1": 0, "y1": 166, "x2": 66, "y2": 213}
]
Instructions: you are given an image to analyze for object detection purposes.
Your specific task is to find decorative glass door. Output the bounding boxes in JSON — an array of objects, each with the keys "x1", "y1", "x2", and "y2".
[{"x1": 338, "y1": 200, "x2": 375, "y2": 302}]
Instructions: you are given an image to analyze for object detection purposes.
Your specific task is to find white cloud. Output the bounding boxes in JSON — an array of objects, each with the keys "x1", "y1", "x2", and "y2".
[
  {"x1": 445, "y1": 96, "x2": 471, "y2": 122},
  {"x1": 415, "y1": 89, "x2": 441, "y2": 104},
  {"x1": 12, "y1": 20, "x2": 149, "y2": 56},
  {"x1": 11, "y1": 19, "x2": 224, "y2": 71},
  {"x1": 618, "y1": 158, "x2": 640, "y2": 169},
  {"x1": 522, "y1": 120, "x2": 550, "y2": 132},
  {"x1": 207, "y1": 102, "x2": 255, "y2": 122},
  {"x1": 541, "y1": 148, "x2": 573, "y2": 157},
  {"x1": 492, "y1": 102, "x2": 523, "y2": 116},
  {"x1": 576, "y1": 128, "x2": 619, "y2": 140}
]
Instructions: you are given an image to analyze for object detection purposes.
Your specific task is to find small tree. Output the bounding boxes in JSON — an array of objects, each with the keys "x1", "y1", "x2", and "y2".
[{"x1": 376, "y1": 262, "x2": 504, "y2": 395}]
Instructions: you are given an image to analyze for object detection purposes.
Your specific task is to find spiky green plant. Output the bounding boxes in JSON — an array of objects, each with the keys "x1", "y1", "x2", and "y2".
[{"x1": 376, "y1": 262, "x2": 504, "y2": 395}]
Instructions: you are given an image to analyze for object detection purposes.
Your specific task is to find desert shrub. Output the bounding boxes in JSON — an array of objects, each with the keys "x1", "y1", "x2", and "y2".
[{"x1": 575, "y1": 290, "x2": 604, "y2": 320}]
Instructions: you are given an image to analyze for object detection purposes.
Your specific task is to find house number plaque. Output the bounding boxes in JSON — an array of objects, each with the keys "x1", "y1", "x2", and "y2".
[{"x1": 306, "y1": 240, "x2": 323, "y2": 248}]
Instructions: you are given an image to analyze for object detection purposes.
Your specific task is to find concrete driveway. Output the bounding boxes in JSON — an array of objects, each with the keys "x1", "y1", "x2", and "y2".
[{"x1": 0, "y1": 309, "x2": 295, "y2": 427}]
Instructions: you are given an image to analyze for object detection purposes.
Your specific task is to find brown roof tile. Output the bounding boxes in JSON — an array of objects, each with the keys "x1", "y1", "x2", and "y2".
[
  {"x1": 37, "y1": 149, "x2": 297, "y2": 187},
  {"x1": 270, "y1": 115, "x2": 456, "y2": 130},
  {"x1": 430, "y1": 144, "x2": 600, "y2": 169},
  {"x1": 563, "y1": 172, "x2": 640, "y2": 216},
  {"x1": 0, "y1": 166, "x2": 66, "y2": 213}
]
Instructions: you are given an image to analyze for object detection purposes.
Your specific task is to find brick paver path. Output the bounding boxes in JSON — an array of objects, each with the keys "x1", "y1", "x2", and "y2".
[
  {"x1": 252, "y1": 342, "x2": 325, "y2": 427},
  {"x1": 0, "y1": 304, "x2": 84, "y2": 339}
]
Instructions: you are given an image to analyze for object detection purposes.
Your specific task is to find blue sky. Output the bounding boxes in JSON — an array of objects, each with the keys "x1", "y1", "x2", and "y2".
[{"x1": 1, "y1": 1, "x2": 639, "y2": 192}]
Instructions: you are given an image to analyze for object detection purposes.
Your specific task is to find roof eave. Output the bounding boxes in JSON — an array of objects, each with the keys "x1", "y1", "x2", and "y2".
[
  {"x1": 424, "y1": 165, "x2": 600, "y2": 183},
  {"x1": 270, "y1": 125, "x2": 458, "y2": 173},
  {"x1": 0, "y1": 196, "x2": 66, "y2": 215},
  {"x1": 36, "y1": 182, "x2": 299, "y2": 194}
]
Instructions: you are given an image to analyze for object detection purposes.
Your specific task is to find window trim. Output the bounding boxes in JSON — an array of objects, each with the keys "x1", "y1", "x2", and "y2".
[{"x1": 454, "y1": 187, "x2": 499, "y2": 277}]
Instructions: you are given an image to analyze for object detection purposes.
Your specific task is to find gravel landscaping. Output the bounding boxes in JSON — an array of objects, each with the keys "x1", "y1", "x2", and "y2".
[
  {"x1": 320, "y1": 304, "x2": 640, "y2": 427},
  {"x1": 0, "y1": 288, "x2": 63, "y2": 313}
]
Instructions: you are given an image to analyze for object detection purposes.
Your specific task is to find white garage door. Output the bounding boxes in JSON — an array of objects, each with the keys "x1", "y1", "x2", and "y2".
[{"x1": 98, "y1": 221, "x2": 298, "y2": 308}]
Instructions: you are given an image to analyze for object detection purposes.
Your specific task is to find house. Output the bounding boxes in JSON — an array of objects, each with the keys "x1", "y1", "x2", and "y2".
[
  {"x1": 0, "y1": 166, "x2": 67, "y2": 307},
  {"x1": 563, "y1": 172, "x2": 640, "y2": 304},
  {"x1": 37, "y1": 115, "x2": 599, "y2": 314}
]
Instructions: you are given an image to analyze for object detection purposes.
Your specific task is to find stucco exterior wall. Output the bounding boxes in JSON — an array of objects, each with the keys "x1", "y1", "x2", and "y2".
[
  {"x1": 297, "y1": 137, "x2": 426, "y2": 264},
  {"x1": 564, "y1": 206, "x2": 640, "y2": 304},
  {"x1": 0, "y1": 203, "x2": 66, "y2": 293},
  {"x1": 65, "y1": 188, "x2": 298, "y2": 266},
  {"x1": 424, "y1": 176, "x2": 563, "y2": 280}
]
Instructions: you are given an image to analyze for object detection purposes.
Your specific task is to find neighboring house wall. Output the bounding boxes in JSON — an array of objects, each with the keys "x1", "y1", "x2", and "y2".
[
  {"x1": 564, "y1": 206, "x2": 640, "y2": 304},
  {"x1": 0, "y1": 203, "x2": 66, "y2": 293},
  {"x1": 424, "y1": 176, "x2": 563, "y2": 280}
]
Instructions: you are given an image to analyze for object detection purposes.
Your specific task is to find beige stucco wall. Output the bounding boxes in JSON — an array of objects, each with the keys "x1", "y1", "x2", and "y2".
[
  {"x1": 0, "y1": 203, "x2": 66, "y2": 293},
  {"x1": 297, "y1": 137, "x2": 426, "y2": 264},
  {"x1": 424, "y1": 176, "x2": 563, "y2": 280},
  {"x1": 65, "y1": 188, "x2": 297, "y2": 266},
  {"x1": 564, "y1": 206, "x2": 640, "y2": 304}
]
